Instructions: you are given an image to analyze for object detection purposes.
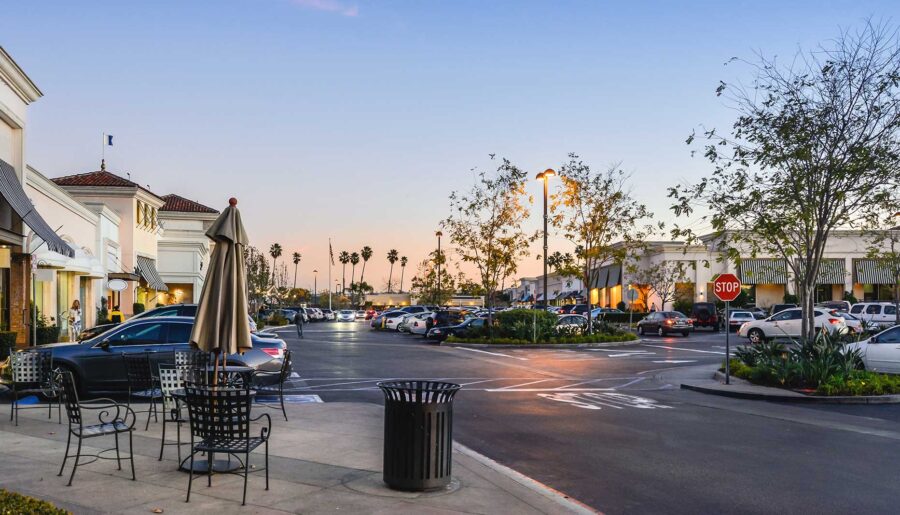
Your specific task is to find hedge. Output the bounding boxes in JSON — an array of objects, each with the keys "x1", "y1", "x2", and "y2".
[
  {"x1": 0, "y1": 489, "x2": 69, "y2": 515},
  {"x1": 36, "y1": 326, "x2": 60, "y2": 345},
  {"x1": 132, "y1": 303, "x2": 146, "y2": 315},
  {"x1": 446, "y1": 332, "x2": 637, "y2": 345},
  {"x1": 0, "y1": 331, "x2": 16, "y2": 359}
]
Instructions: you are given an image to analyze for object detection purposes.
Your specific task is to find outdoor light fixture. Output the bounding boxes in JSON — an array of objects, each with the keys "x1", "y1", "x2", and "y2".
[{"x1": 536, "y1": 169, "x2": 555, "y2": 311}]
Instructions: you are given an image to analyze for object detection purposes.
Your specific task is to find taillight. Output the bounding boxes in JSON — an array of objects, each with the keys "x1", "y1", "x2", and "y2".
[
  {"x1": 262, "y1": 347, "x2": 284, "y2": 359},
  {"x1": 828, "y1": 318, "x2": 841, "y2": 325},
  {"x1": 665, "y1": 319, "x2": 674, "y2": 325}
]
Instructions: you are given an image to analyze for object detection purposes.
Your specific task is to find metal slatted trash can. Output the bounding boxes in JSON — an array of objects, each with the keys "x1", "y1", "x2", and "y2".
[{"x1": 377, "y1": 380, "x2": 461, "y2": 491}]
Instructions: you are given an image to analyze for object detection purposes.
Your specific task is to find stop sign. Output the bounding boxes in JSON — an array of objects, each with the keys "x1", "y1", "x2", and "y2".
[{"x1": 713, "y1": 273, "x2": 742, "y2": 302}]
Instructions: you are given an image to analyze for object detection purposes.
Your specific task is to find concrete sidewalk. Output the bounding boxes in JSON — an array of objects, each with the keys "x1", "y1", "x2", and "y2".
[{"x1": 0, "y1": 401, "x2": 593, "y2": 514}]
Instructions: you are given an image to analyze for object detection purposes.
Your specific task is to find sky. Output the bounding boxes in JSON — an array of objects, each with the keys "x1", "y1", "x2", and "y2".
[{"x1": 3, "y1": 0, "x2": 899, "y2": 292}]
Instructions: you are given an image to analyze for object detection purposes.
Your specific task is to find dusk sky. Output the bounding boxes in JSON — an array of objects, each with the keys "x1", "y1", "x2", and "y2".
[{"x1": 4, "y1": 0, "x2": 898, "y2": 292}]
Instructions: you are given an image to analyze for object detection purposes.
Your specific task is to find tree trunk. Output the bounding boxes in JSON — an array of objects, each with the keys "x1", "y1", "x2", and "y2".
[
  {"x1": 487, "y1": 290, "x2": 494, "y2": 343},
  {"x1": 585, "y1": 261, "x2": 593, "y2": 335},
  {"x1": 388, "y1": 264, "x2": 394, "y2": 293},
  {"x1": 399, "y1": 268, "x2": 405, "y2": 293},
  {"x1": 800, "y1": 282, "x2": 816, "y2": 342}
]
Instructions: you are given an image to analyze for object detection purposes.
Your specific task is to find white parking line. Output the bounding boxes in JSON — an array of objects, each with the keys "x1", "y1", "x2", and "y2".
[
  {"x1": 639, "y1": 344, "x2": 726, "y2": 355},
  {"x1": 651, "y1": 360, "x2": 697, "y2": 364},
  {"x1": 455, "y1": 347, "x2": 529, "y2": 361},
  {"x1": 495, "y1": 379, "x2": 552, "y2": 390}
]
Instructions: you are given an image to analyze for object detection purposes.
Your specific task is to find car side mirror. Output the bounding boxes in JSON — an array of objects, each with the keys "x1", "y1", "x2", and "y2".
[
  {"x1": 870, "y1": 337, "x2": 879, "y2": 344},
  {"x1": 99, "y1": 339, "x2": 110, "y2": 350}
]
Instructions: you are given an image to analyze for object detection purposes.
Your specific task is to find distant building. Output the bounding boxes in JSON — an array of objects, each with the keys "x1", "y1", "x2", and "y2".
[{"x1": 157, "y1": 194, "x2": 219, "y2": 304}]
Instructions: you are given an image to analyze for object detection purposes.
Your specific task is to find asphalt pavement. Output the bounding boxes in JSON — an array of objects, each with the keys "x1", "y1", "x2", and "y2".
[{"x1": 270, "y1": 320, "x2": 900, "y2": 514}]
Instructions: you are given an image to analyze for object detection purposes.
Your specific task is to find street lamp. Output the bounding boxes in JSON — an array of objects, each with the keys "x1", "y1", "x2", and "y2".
[
  {"x1": 435, "y1": 230, "x2": 443, "y2": 306},
  {"x1": 536, "y1": 169, "x2": 556, "y2": 309},
  {"x1": 313, "y1": 269, "x2": 318, "y2": 306}
]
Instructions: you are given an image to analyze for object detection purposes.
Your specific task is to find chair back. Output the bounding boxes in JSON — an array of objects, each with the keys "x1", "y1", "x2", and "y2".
[
  {"x1": 10, "y1": 349, "x2": 53, "y2": 386},
  {"x1": 58, "y1": 371, "x2": 82, "y2": 426},
  {"x1": 278, "y1": 349, "x2": 293, "y2": 383},
  {"x1": 185, "y1": 386, "x2": 251, "y2": 442},
  {"x1": 175, "y1": 349, "x2": 211, "y2": 385},
  {"x1": 123, "y1": 353, "x2": 155, "y2": 390},
  {"x1": 158, "y1": 364, "x2": 182, "y2": 414}
]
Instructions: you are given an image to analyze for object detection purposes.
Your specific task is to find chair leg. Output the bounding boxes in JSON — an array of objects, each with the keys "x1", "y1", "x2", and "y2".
[
  {"x1": 208, "y1": 452, "x2": 214, "y2": 487},
  {"x1": 129, "y1": 430, "x2": 136, "y2": 481},
  {"x1": 57, "y1": 396, "x2": 62, "y2": 424},
  {"x1": 67, "y1": 437, "x2": 83, "y2": 486},
  {"x1": 186, "y1": 451, "x2": 195, "y2": 502},
  {"x1": 175, "y1": 420, "x2": 182, "y2": 464},
  {"x1": 12, "y1": 389, "x2": 18, "y2": 426},
  {"x1": 144, "y1": 398, "x2": 153, "y2": 431},
  {"x1": 115, "y1": 431, "x2": 122, "y2": 470},
  {"x1": 8, "y1": 388, "x2": 13, "y2": 422},
  {"x1": 242, "y1": 452, "x2": 249, "y2": 506},
  {"x1": 280, "y1": 384, "x2": 287, "y2": 422},
  {"x1": 159, "y1": 416, "x2": 167, "y2": 461},
  {"x1": 48, "y1": 396, "x2": 52, "y2": 419},
  {"x1": 58, "y1": 431, "x2": 72, "y2": 476},
  {"x1": 265, "y1": 440, "x2": 270, "y2": 490}
]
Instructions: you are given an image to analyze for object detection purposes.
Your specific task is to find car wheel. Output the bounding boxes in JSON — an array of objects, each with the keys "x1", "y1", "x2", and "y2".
[
  {"x1": 637, "y1": 325, "x2": 644, "y2": 335},
  {"x1": 657, "y1": 327, "x2": 665, "y2": 337},
  {"x1": 748, "y1": 329, "x2": 766, "y2": 345}
]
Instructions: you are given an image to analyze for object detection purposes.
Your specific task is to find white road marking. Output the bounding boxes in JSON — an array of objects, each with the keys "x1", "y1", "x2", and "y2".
[
  {"x1": 496, "y1": 379, "x2": 553, "y2": 390},
  {"x1": 651, "y1": 360, "x2": 697, "y2": 364},
  {"x1": 538, "y1": 392, "x2": 673, "y2": 410},
  {"x1": 640, "y1": 344, "x2": 726, "y2": 355},
  {"x1": 455, "y1": 347, "x2": 529, "y2": 361}
]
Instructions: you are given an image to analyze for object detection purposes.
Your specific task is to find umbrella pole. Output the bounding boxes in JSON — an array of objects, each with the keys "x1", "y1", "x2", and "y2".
[{"x1": 213, "y1": 351, "x2": 220, "y2": 387}]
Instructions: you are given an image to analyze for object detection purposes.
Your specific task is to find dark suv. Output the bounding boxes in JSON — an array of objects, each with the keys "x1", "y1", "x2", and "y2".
[{"x1": 690, "y1": 302, "x2": 720, "y2": 331}]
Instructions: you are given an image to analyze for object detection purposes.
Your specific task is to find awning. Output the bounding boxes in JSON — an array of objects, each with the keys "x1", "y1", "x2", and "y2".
[
  {"x1": 740, "y1": 258, "x2": 788, "y2": 284},
  {"x1": 108, "y1": 272, "x2": 140, "y2": 282},
  {"x1": 606, "y1": 265, "x2": 622, "y2": 288},
  {"x1": 593, "y1": 267, "x2": 609, "y2": 289},
  {"x1": 135, "y1": 255, "x2": 168, "y2": 291},
  {"x1": 521, "y1": 293, "x2": 533, "y2": 302},
  {"x1": 0, "y1": 159, "x2": 74, "y2": 257},
  {"x1": 536, "y1": 293, "x2": 544, "y2": 302},
  {"x1": 854, "y1": 259, "x2": 896, "y2": 285},
  {"x1": 815, "y1": 259, "x2": 846, "y2": 285}
]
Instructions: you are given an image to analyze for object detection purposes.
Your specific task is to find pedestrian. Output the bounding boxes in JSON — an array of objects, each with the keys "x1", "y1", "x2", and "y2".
[
  {"x1": 67, "y1": 300, "x2": 82, "y2": 341},
  {"x1": 650, "y1": 303, "x2": 657, "y2": 313},
  {"x1": 110, "y1": 305, "x2": 124, "y2": 324},
  {"x1": 294, "y1": 309, "x2": 304, "y2": 339}
]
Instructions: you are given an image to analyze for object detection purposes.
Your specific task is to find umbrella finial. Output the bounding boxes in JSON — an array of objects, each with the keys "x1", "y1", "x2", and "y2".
[{"x1": 229, "y1": 197, "x2": 238, "y2": 206}]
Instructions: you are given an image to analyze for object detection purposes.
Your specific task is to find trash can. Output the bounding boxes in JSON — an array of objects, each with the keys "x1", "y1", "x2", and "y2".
[{"x1": 377, "y1": 380, "x2": 461, "y2": 491}]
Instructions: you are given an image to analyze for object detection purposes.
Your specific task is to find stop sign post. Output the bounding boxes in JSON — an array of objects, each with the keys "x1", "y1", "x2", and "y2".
[{"x1": 713, "y1": 273, "x2": 742, "y2": 385}]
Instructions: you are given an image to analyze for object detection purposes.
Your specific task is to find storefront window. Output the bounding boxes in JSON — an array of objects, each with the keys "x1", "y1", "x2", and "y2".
[
  {"x1": 57, "y1": 271, "x2": 72, "y2": 333},
  {"x1": 0, "y1": 267, "x2": 9, "y2": 331}
]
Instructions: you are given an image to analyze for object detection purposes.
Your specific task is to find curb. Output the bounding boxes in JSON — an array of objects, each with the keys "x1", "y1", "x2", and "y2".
[
  {"x1": 453, "y1": 442, "x2": 599, "y2": 514},
  {"x1": 439, "y1": 340, "x2": 638, "y2": 350},
  {"x1": 680, "y1": 378, "x2": 900, "y2": 404}
]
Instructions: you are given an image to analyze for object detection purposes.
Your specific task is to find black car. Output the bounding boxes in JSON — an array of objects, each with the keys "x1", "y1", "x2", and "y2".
[
  {"x1": 570, "y1": 304, "x2": 590, "y2": 316},
  {"x1": 637, "y1": 311, "x2": 693, "y2": 337},
  {"x1": 79, "y1": 303, "x2": 199, "y2": 341},
  {"x1": 690, "y1": 302, "x2": 720, "y2": 331},
  {"x1": 426, "y1": 317, "x2": 488, "y2": 342},
  {"x1": 50, "y1": 316, "x2": 287, "y2": 394},
  {"x1": 424, "y1": 310, "x2": 466, "y2": 334},
  {"x1": 559, "y1": 304, "x2": 577, "y2": 314}
]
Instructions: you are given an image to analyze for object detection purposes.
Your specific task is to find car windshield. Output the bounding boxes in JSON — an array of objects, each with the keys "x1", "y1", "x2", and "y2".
[{"x1": 663, "y1": 312, "x2": 687, "y2": 318}]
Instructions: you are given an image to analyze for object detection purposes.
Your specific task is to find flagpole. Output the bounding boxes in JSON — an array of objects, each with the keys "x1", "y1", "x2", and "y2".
[
  {"x1": 102, "y1": 132, "x2": 105, "y2": 162},
  {"x1": 328, "y1": 238, "x2": 333, "y2": 311}
]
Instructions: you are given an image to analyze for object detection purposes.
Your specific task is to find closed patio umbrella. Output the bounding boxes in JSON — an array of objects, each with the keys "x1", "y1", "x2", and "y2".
[{"x1": 190, "y1": 198, "x2": 252, "y2": 381}]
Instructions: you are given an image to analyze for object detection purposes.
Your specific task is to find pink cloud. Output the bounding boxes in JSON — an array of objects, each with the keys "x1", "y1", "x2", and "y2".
[{"x1": 291, "y1": 0, "x2": 358, "y2": 16}]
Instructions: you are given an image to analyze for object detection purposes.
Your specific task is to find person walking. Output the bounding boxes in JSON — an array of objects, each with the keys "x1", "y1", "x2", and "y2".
[
  {"x1": 294, "y1": 309, "x2": 304, "y2": 339},
  {"x1": 110, "y1": 305, "x2": 124, "y2": 324},
  {"x1": 67, "y1": 300, "x2": 82, "y2": 341}
]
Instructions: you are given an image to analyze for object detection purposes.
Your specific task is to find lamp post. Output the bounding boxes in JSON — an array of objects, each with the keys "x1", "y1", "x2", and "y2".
[
  {"x1": 435, "y1": 230, "x2": 443, "y2": 306},
  {"x1": 536, "y1": 169, "x2": 556, "y2": 310},
  {"x1": 313, "y1": 269, "x2": 318, "y2": 306}
]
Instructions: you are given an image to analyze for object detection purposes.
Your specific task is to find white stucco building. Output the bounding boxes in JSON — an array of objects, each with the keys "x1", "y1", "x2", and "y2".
[{"x1": 157, "y1": 194, "x2": 219, "y2": 304}]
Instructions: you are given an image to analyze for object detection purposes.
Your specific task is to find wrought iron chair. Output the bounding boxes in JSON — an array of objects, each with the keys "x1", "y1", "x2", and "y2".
[
  {"x1": 175, "y1": 349, "x2": 211, "y2": 386},
  {"x1": 253, "y1": 349, "x2": 292, "y2": 421},
  {"x1": 57, "y1": 370, "x2": 136, "y2": 486},
  {"x1": 184, "y1": 386, "x2": 270, "y2": 506},
  {"x1": 122, "y1": 353, "x2": 162, "y2": 430},
  {"x1": 9, "y1": 349, "x2": 61, "y2": 426},
  {"x1": 157, "y1": 364, "x2": 188, "y2": 462}
]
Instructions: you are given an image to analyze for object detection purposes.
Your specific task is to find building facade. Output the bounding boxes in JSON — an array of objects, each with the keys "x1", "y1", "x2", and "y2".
[{"x1": 157, "y1": 194, "x2": 219, "y2": 304}]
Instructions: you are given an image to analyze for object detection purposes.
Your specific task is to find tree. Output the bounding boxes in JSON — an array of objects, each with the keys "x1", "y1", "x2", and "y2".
[
  {"x1": 269, "y1": 243, "x2": 283, "y2": 285},
  {"x1": 359, "y1": 246, "x2": 373, "y2": 286},
  {"x1": 292, "y1": 252, "x2": 302, "y2": 289},
  {"x1": 338, "y1": 251, "x2": 350, "y2": 293},
  {"x1": 443, "y1": 157, "x2": 537, "y2": 339},
  {"x1": 386, "y1": 249, "x2": 399, "y2": 292},
  {"x1": 671, "y1": 22, "x2": 900, "y2": 340},
  {"x1": 399, "y1": 256, "x2": 408, "y2": 293},
  {"x1": 244, "y1": 246, "x2": 271, "y2": 311},
  {"x1": 410, "y1": 252, "x2": 455, "y2": 305},
  {"x1": 349, "y1": 252, "x2": 360, "y2": 307},
  {"x1": 866, "y1": 220, "x2": 900, "y2": 326},
  {"x1": 546, "y1": 251, "x2": 576, "y2": 274},
  {"x1": 550, "y1": 154, "x2": 655, "y2": 333},
  {"x1": 627, "y1": 261, "x2": 689, "y2": 312}
]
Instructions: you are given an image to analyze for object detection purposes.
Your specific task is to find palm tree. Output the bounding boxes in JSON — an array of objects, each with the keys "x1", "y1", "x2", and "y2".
[
  {"x1": 338, "y1": 251, "x2": 350, "y2": 293},
  {"x1": 350, "y1": 252, "x2": 360, "y2": 307},
  {"x1": 292, "y1": 252, "x2": 302, "y2": 289},
  {"x1": 269, "y1": 243, "x2": 283, "y2": 285},
  {"x1": 399, "y1": 256, "x2": 408, "y2": 293},
  {"x1": 359, "y1": 246, "x2": 373, "y2": 286},
  {"x1": 386, "y1": 249, "x2": 399, "y2": 292}
]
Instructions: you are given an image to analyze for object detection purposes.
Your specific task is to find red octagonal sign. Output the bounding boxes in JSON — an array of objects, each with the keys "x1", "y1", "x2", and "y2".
[{"x1": 713, "y1": 273, "x2": 742, "y2": 302}]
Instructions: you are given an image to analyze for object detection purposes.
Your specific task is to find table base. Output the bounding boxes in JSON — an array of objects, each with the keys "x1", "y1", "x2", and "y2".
[{"x1": 180, "y1": 458, "x2": 243, "y2": 473}]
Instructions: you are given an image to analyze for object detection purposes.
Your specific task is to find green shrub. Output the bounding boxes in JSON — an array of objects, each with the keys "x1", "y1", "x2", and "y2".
[
  {"x1": 132, "y1": 303, "x2": 146, "y2": 315},
  {"x1": 817, "y1": 370, "x2": 900, "y2": 396},
  {"x1": 36, "y1": 326, "x2": 60, "y2": 345},
  {"x1": 269, "y1": 314, "x2": 289, "y2": 326},
  {"x1": 0, "y1": 331, "x2": 16, "y2": 359},
  {"x1": 495, "y1": 309, "x2": 557, "y2": 342},
  {"x1": 0, "y1": 489, "x2": 69, "y2": 514},
  {"x1": 445, "y1": 332, "x2": 636, "y2": 345}
]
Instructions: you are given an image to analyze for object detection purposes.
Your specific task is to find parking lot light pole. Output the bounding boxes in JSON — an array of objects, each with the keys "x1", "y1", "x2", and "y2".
[
  {"x1": 436, "y1": 231, "x2": 443, "y2": 306},
  {"x1": 536, "y1": 169, "x2": 556, "y2": 310},
  {"x1": 313, "y1": 269, "x2": 318, "y2": 306}
]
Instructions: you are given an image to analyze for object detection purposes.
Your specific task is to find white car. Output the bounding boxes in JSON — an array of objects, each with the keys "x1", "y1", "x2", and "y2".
[
  {"x1": 336, "y1": 310, "x2": 355, "y2": 322},
  {"x1": 408, "y1": 313, "x2": 433, "y2": 335},
  {"x1": 382, "y1": 312, "x2": 407, "y2": 331},
  {"x1": 311, "y1": 308, "x2": 324, "y2": 321},
  {"x1": 355, "y1": 310, "x2": 366, "y2": 320},
  {"x1": 727, "y1": 310, "x2": 756, "y2": 332},
  {"x1": 831, "y1": 311, "x2": 865, "y2": 334},
  {"x1": 845, "y1": 325, "x2": 900, "y2": 373},
  {"x1": 738, "y1": 308, "x2": 848, "y2": 344},
  {"x1": 849, "y1": 302, "x2": 897, "y2": 330},
  {"x1": 321, "y1": 309, "x2": 336, "y2": 321}
]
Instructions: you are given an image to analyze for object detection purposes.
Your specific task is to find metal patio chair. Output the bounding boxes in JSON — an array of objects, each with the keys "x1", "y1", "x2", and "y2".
[
  {"x1": 9, "y1": 349, "x2": 61, "y2": 426},
  {"x1": 57, "y1": 370, "x2": 136, "y2": 486},
  {"x1": 253, "y1": 349, "x2": 292, "y2": 421},
  {"x1": 184, "y1": 385, "x2": 270, "y2": 506},
  {"x1": 175, "y1": 349, "x2": 211, "y2": 386},
  {"x1": 122, "y1": 353, "x2": 162, "y2": 430},
  {"x1": 157, "y1": 364, "x2": 188, "y2": 462}
]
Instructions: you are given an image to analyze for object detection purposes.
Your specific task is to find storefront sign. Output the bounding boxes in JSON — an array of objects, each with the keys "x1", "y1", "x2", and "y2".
[{"x1": 107, "y1": 278, "x2": 128, "y2": 291}]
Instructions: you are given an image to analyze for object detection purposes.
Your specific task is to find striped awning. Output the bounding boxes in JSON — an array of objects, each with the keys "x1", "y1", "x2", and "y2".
[
  {"x1": 0, "y1": 159, "x2": 74, "y2": 257},
  {"x1": 593, "y1": 267, "x2": 609, "y2": 289},
  {"x1": 739, "y1": 258, "x2": 788, "y2": 285},
  {"x1": 135, "y1": 255, "x2": 168, "y2": 291},
  {"x1": 854, "y1": 259, "x2": 897, "y2": 285},
  {"x1": 815, "y1": 259, "x2": 846, "y2": 285},
  {"x1": 606, "y1": 265, "x2": 622, "y2": 287}
]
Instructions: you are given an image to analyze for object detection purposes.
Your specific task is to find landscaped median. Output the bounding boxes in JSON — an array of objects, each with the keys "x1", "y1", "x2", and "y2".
[{"x1": 445, "y1": 332, "x2": 637, "y2": 346}]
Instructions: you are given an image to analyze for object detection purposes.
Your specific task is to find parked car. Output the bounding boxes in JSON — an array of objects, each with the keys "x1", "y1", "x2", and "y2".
[
  {"x1": 79, "y1": 303, "x2": 261, "y2": 340},
  {"x1": 399, "y1": 305, "x2": 429, "y2": 314},
  {"x1": 557, "y1": 314, "x2": 588, "y2": 334},
  {"x1": 408, "y1": 313, "x2": 433, "y2": 335},
  {"x1": 397, "y1": 313, "x2": 418, "y2": 333},
  {"x1": 355, "y1": 310, "x2": 366, "y2": 319},
  {"x1": 546, "y1": 306, "x2": 563, "y2": 314},
  {"x1": 336, "y1": 309, "x2": 355, "y2": 322},
  {"x1": 816, "y1": 300, "x2": 852, "y2": 312},
  {"x1": 559, "y1": 304, "x2": 577, "y2": 314},
  {"x1": 321, "y1": 309, "x2": 335, "y2": 321},
  {"x1": 590, "y1": 307, "x2": 624, "y2": 320},
  {"x1": 831, "y1": 311, "x2": 865, "y2": 335},
  {"x1": 365, "y1": 309, "x2": 377, "y2": 320},
  {"x1": 570, "y1": 304, "x2": 590, "y2": 316},
  {"x1": 425, "y1": 310, "x2": 466, "y2": 334},
  {"x1": 637, "y1": 311, "x2": 693, "y2": 337},
  {"x1": 726, "y1": 310, "x2": 756, "y2": 332},
  {"x1": 849, "y1": 302, "x2": 898, "y2": 330},
  {"x1": 845, "y1": 325, "x2": 900, "y2": 373},
  {"x1": 371, "y1": 310, "x2": 406, "y2": 330},
  {"x1": 737, "y1": 308, "x2": 848, "y2": 344},
  {"x1": 769, "y1": 304, "x2": 797, "y2": 316},
  {"x1": 690, "y1": 302, "x2": 720, "y2": 331},
  {"x1": 50, "y1": 316, "x2": 287, "y2": 394},
  {"x1": 278, "y1": 309, "x2": 297, "y2": 322},
  {"x1": 426, "y1": 317, "x2": 488, "y2": 342}
]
